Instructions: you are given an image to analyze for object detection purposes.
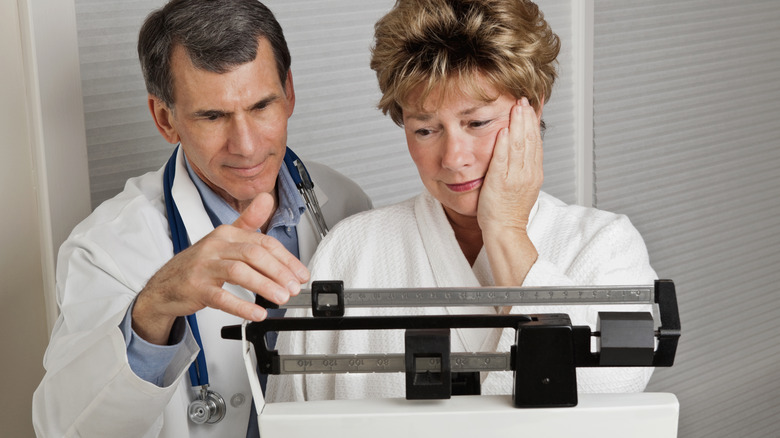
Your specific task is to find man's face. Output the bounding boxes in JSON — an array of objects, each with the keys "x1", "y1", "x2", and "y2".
[{"x1": 153, "y1": 37, "x2": 295, "y2": 212}]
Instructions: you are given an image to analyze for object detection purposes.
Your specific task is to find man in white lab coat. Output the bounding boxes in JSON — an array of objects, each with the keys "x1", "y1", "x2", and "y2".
[{"x1": 32, "y1": 0, "x2": 371, "y2": 436}]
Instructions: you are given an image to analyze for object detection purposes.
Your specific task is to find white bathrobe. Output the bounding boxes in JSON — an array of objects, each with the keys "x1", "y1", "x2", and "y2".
[{"x1": 267, "y1": 190, "x2": 656, "y2": 402}]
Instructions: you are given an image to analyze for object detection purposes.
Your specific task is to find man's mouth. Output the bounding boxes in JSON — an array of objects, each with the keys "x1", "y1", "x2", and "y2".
[{"x1": 227, "y1": 161, "x2": 265, "y2": 178}]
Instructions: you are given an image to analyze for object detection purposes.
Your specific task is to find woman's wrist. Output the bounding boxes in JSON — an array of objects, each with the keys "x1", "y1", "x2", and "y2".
[{"x1": 483, "y1": 227, "x2": 538, "y2": 286}]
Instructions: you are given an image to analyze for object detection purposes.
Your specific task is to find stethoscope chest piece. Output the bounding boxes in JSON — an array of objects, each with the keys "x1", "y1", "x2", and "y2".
[{"x1": 188, "y1": 385, "x2": 226, "y2": 424}]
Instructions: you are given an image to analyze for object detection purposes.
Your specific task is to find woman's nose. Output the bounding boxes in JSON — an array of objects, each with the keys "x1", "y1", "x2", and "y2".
[{"x1": 440, "y1": 132, "x2": 472, "y2": 171}]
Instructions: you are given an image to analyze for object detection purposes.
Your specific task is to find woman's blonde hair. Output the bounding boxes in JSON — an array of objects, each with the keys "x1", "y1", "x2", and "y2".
[{"x1": 371, "y1": 0, "x2": 560, "y2": 125}]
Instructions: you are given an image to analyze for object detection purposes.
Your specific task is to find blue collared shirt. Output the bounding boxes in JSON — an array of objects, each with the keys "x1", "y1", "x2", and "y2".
[
  {"x1": 120, "y1": 152, "x2": 306, "y2": 434},
  {"x1": 189, "y1": 156, "x2": 306, "y2": 253}
]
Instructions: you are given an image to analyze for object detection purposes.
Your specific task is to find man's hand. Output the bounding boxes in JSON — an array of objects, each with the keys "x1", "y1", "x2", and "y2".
[{"x1": 132, "y1": 193, "x2": 310, "y2": 345}]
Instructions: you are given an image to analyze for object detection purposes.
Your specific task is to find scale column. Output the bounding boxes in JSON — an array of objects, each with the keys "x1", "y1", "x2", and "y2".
[{"x1": 513, "y1": 315, "x2": 578, "y2": 408}]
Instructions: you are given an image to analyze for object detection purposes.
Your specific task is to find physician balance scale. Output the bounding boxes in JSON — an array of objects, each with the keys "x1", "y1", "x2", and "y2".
[{"x1": 222, "y1": 280, "x2": 681, "y2": 438}]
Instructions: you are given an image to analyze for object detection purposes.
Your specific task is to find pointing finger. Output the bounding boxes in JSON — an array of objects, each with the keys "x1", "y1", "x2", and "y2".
[
  {"x1": 232, "y1": 193, "x2": 274, "y2": 232},
  {"x1": 206, "y1": 286, "x2": 268, "y2": 321}
]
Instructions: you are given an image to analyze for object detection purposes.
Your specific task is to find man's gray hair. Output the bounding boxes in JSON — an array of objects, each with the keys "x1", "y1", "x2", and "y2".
[{"x1": 138, "y1": 0, "x2": 291, "y2": 107}]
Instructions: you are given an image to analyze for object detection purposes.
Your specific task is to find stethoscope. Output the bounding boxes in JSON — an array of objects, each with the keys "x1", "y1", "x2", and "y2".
[
  {"x1": 283, "y1": 148, "x2": 329, "y2": 239},
  {"x1": 162, "y1": 146, "x2": 328, "y2": 425}
]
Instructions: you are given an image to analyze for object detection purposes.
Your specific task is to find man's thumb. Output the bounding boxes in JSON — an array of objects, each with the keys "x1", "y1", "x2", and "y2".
[{"x1": 232, "y1": 192, "x2": 274, "y2": 232}]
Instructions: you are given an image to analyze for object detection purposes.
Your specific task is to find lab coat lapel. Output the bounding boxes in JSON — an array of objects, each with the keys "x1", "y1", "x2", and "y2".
[
  {"x1": 170, "y1": 147, "x2": 214, "y2": 246},
  {"x1": 298, "y1": 213, "x2": 318, "y2": 266}
]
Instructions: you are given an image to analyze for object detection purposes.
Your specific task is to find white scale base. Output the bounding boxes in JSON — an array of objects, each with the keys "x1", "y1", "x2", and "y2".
[{"x1": 257, "y1": 393, "x2": 679, "y2": 438}]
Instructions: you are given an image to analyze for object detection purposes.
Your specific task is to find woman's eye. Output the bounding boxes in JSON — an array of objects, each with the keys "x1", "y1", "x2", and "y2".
[
  {"x1": 469, "y1": 119, "x2": 492, "y2": 129},
  {"x1": 415, "y1": 128, "x2": 433, "y2": 137}
]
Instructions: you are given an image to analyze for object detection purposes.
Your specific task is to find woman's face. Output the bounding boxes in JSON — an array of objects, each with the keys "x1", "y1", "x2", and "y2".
[{"x1": 402, "y1": 80, "x2": 516, "y2": 222}]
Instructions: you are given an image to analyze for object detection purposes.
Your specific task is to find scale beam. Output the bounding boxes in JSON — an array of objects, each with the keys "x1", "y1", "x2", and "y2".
[
  {"x1": 258, "y1": 282, "x2": 655, "y2": 316},
  {"x1": 224, "y1": 280, "x2": 680, "y2": 408}
]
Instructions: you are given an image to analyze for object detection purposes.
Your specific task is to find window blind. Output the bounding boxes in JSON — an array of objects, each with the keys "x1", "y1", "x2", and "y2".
[
  {"x1": 75, "y1": 0, "x2": 171, "y2": 209},
  {"x1": 593, "y1": 1, "x2": 780, "y2": 437},
  {"x1": 75, "y1": 0, "x2": 576, "y2": 209}
]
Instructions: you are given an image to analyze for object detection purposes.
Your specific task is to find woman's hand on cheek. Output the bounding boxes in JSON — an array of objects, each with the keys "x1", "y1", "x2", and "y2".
[{"x1": 477, "y1": 97, "x2": 543, "y2": 236}]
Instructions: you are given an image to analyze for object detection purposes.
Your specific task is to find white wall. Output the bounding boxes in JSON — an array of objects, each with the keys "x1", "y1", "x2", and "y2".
[
  {"x1": 3, "y1": 0, "x2": 91, "y2": 436},
  {"x1": 2, "y1": 2, "x2": 50, "y2": 436},
  {"x1": 19, "y1": 0, "x2": 93, "y2": 326}
]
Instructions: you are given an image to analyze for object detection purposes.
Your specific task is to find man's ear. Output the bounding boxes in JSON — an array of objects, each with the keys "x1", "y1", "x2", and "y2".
[
  {"x1": 284, "y1": 70, "x2": 296, "y2": 118},
  {"x1": 148, "y1": 95, "x2": 180, "y2": 144}
]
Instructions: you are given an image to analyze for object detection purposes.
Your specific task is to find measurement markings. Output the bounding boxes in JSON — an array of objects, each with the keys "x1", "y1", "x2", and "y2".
[{"x1": 279, "y1": 353, "x2": 511, "y2": 374}]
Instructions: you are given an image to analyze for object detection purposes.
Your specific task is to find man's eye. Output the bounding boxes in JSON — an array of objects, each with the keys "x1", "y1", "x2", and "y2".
[
  {"x1": 415, "y1": 128, "x2": 432, "y2": 137},
  {"x1": 200, "y1": 112, "x2": 222, "y2": 121}
]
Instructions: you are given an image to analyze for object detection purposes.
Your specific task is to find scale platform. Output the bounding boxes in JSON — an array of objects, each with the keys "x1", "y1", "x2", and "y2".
[{"x1": 259, "y1": 393, "x2": 679, "y2": 438}]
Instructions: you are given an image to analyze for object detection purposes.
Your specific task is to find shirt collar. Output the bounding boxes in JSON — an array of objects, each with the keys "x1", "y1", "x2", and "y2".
[
  {"x1": 183, "y1": 151, "x2": 306, "y2": 230},
  {"x1": 272, "y1": 160, "x2": 307, "y2": 229}
]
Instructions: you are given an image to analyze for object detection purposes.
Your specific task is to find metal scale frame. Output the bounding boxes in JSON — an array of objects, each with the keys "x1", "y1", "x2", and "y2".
[{"x1": 222, "y1": 279, "x2": 680, "y2": 408}]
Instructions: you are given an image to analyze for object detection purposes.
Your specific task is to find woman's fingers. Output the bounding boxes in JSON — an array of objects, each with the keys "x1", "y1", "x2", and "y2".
[
  {"x1": 507, "y1": 97, "x2": 542, "y2": 185},
  {"x1": 479, "y1": 97, "x2": 544, "y2": 233}
]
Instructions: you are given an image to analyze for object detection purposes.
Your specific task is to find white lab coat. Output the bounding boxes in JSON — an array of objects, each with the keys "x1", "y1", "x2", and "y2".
[{"x1": 32, "y1": 148, "x2": 372, "y2": 438}]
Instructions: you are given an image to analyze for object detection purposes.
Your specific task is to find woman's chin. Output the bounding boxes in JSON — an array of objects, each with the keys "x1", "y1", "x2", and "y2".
[{"x1": 441, "y1": 202, "x2": 479, "y2": 224}]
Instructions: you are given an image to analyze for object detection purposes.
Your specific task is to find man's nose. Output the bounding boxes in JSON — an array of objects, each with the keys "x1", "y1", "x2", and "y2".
[
  {"x1": 441, "y1": 131, "x2": 472, "y2": 171},
  {"x1": 227, "y1": 115, "x2": 256, "y2": 155}
]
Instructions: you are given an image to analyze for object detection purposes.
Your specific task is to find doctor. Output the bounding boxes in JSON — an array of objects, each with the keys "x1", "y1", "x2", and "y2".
[{"x1": 32, "y1": 0, "x2": 371, "y2": 437}]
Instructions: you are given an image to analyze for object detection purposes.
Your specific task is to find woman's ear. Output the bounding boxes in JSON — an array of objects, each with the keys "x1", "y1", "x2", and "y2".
[
  {"x1": 536, "y1": 94, "x2": 545, "y2": 120},
  {"x1": 148, "y1": 95, "x2": 180, "y2": 144}
]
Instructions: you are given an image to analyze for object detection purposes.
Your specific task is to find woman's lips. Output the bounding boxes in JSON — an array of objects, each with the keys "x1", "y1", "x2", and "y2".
[{"x1": 446, "y1": 178, "x2": 483, "y2": 193}]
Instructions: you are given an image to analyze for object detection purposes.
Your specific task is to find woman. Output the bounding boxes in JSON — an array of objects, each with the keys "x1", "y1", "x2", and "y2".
[{"x1": 268, "y1": 0, "x2": 656, "y2": 402}]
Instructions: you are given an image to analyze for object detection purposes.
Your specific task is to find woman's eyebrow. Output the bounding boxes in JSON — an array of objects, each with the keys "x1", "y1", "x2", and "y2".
[
  {"x1": 458, "y1": 102, "x2": 491, "y2": 116},
  {"x1": 407, "y1": 104, "x2": 491, "y2": 120}
]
